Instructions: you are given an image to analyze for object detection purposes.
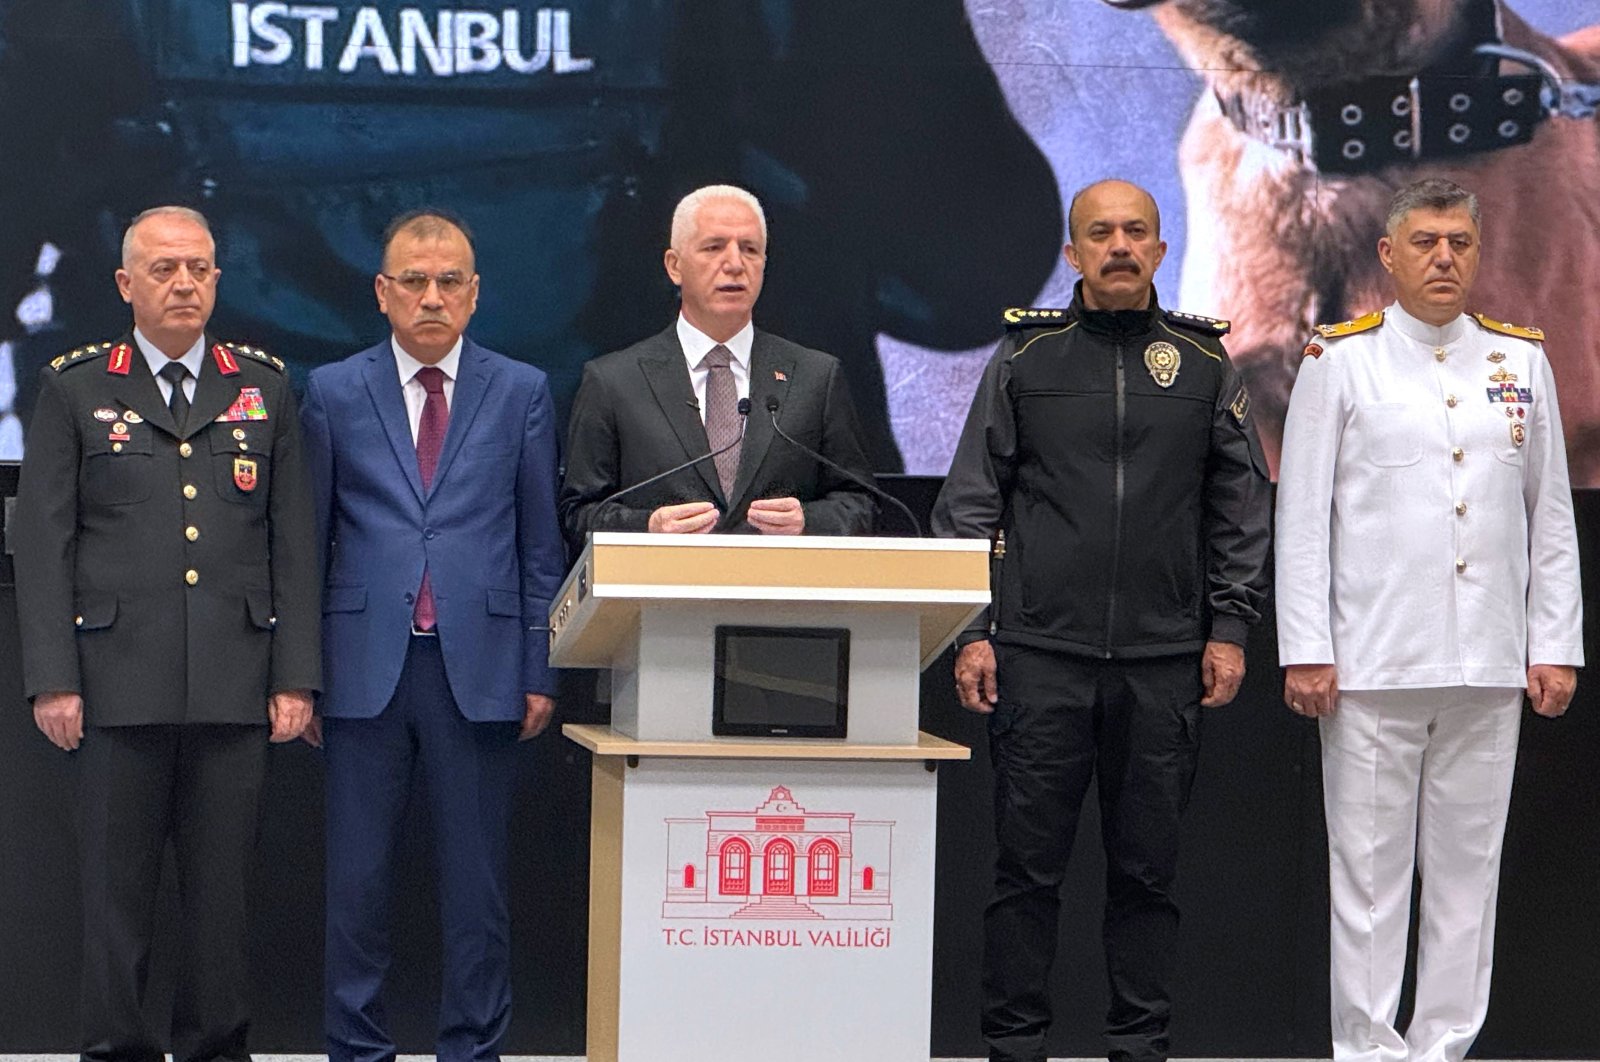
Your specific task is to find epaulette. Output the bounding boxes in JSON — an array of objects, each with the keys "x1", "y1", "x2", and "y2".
[
  {"x1": 1162, "y1": 309, "x2": 1230, "y2": 336},
  {"x1": 49, "y1": 341, "x2": 112, "y2": 372},
  {"x1": 1003, "y1": 306, "x2": 1074, "y2": 328},
  {"x1": 1315, "y1": 310, "x2": 1385, "y2": 339},
  {"x1": 1471, "y1": 313, "x2": 1543, "y2": 342},
  {"x1": 225, "y1": 341, "x2": 287, "y2": 372}
]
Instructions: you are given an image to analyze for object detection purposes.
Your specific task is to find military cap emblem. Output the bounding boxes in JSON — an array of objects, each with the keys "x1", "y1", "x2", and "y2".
[{"x1": 1143, "y1": 342, "x2": 1181, "y2": 388}]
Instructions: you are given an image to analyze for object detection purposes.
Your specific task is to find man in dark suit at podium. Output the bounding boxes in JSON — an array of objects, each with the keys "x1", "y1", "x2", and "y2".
[
  {"x1": 559, "y1": 185, "x2": 877, "y2": 546},
  {"x1": 300, "y1": 210, "x2": 566, "y2": 1062}
]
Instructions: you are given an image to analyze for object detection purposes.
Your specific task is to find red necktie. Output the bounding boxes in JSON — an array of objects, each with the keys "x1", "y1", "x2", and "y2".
[{"x1": 413, "y1": 366, "x2": 448, "y2": 631}]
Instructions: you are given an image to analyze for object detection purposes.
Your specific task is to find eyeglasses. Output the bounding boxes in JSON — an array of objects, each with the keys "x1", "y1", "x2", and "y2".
[{"x1": 381, "y1": 271, "x2": 471, "y2": 295}]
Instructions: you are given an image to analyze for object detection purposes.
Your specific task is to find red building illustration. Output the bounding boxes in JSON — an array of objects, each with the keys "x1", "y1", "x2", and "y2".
[{"x1": 663, "y1": 786, "x2": 894, "y2": 920}]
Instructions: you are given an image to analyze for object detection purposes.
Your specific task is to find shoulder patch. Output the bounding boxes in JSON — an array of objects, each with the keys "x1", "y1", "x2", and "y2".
[
  {"x1": 225, "y1": 341, "x2": 288, "y2": 373},
  {"x1": 50, "y1": 341, "x2": 113, "y2": 372},
  {"x1": 1162, "y1": 309, "x2": 1230, "y2": 336},
  {"x1": 1471, "y1": 313, "x2": 1543, "y2": 341},
  {"x1": 1003, "y1": 306, "x2": 1073, "y2": 328},
  {"x1": 1315, "y1": 310, "x2": 1385, "y2": 339}
]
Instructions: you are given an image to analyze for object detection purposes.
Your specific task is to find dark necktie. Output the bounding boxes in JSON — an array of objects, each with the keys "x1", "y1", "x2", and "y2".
[
  {"x1": 413, "y1": 366, "x2": 449, "y2": 631},
  {"x1": 159, "y1": 361, "x2": 191, "y2": 433},
  {"x1": 700, "y1": 344, "x2": 741, "y2": 498}
]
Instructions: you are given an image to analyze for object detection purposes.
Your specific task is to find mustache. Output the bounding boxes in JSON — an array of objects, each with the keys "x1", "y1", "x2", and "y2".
[{"x1": 1101, "y1": 260, "x2": 1141, "y2": 276}]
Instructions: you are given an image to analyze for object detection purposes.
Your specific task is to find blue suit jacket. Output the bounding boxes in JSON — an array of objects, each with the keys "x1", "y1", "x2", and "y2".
[{"x1": 301, "y1": 337, "x2": 565, "y2": 721}]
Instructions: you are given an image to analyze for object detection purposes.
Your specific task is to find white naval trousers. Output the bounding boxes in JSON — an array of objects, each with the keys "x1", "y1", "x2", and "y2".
[{"x1": 1320, "y1": 685, "x2": 1524, "y2": 1062}]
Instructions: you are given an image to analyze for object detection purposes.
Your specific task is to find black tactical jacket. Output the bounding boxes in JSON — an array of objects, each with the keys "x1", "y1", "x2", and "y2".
[{"x1": 932, "y1": 285, "x2": 1271, "y2": 659}]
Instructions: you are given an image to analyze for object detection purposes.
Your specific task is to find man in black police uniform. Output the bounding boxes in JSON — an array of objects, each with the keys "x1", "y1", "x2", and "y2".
[
  {"x1": 12, "y1": 205, "x2": 319, "y2": 1062},
  {"x1": 932, "y1": 179, "x2": 1272, "y2": 1062}
]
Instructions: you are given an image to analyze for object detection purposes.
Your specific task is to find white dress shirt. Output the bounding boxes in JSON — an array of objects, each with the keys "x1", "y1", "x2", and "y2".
[
  {"x1": 133, "y1": 329, "x2": 204, "y2": 404},
  {"x1": 1275, "y1": 302, "x2": 1583, "y2": 689},
  {"x1": 392, "y1": 336, "x2": 462, "y2": 443},
  {"x1": 676, "y1": 314, "x2": 752, "y2": 424}
]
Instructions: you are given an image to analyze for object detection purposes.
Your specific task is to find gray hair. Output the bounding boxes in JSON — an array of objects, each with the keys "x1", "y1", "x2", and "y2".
[
  {"x1": 1385, "y1": 178, "x2": 1480, "y2": 236},
  {"x1": 122, "y1": 206, "x2": 213, "y2": 266},
  {"x1": 670, "y1": 185, "x2": 767, "y2": 251}
]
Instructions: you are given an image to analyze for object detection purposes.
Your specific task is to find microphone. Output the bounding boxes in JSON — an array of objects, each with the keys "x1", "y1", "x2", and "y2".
[
  {"x1": 592, "y1": 397, "x2": 751, "y2": 517},
  {"x1": 763, "y1": 395, "x2": 922, "y2": 537}
]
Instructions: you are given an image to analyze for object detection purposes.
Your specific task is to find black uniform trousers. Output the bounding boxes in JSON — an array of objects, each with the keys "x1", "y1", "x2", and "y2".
[
  {"x1": 982, "y1": 643, "x2": 1203, "y2": 1062},
  {"x1": 77, "y1": 723, "x2": 268, "y2": 1062}
]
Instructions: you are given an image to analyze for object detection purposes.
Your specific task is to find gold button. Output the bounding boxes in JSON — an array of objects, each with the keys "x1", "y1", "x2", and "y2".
[
  {"x1": 233, "y1": 428, "x2": 246, "y2": 441},
  {"x1": 239, "y1": 443, "x2": 249, "y2": 452},
  {"x1": 1446, "y1": 395, "x2": 1457, "y2": 408},
  {"x1": 74, "y1": 615, "x2": 84, "y2": 627},
  {"x1": 183, "y1": 484, "x2": 197, "y2": 500},
  {"x1": 179, "y1": 442, "x2": 193, "y2": 458},
  {"x1": 1435, "y1": 348, "x2": 1447, "y2": 362},
  {"x1": 1452, "y1": 448, "x2": 1464, "y2": 462},
  {"x1": 185, "y1": 526, "x2": 199, "y2": 542},
  {"x1": 112, "y1": 442, "x2": 123, "y2": 453},
  {"x1": 1456, "y1": 559, "x2": 1467, "y2": 573},
  {"x1": 185, "y1": 569, "x2": 199, "y2": 586},
  {"x1": 1455, "y1": 502, "x2": 1467, "y2": 516}
]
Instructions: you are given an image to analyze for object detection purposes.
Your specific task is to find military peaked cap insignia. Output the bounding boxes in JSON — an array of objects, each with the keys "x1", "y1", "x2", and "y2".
[
  {"x1": 50, "y1": 341, "x2": 113, "y2": 372},
  {"x1": 224, "y1": 341, "x2": 288, "y2": 373},
  {"x1": 1003, "y1": 306, "x2": 1073, "y2": 327},
  {"x1": 1162, "y1": 309, "x2": 1230, "y2": 335},
  {"x1": 1471, "y1": 313, "x2": 1544, "y2": 341},
  {"x1": 1314, "y1": 310, "x2": 1385, "y2": 339}
]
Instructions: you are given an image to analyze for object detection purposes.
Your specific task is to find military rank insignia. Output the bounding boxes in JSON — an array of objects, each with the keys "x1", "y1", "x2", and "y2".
[
  {"x1": 233, "y1": 457, "x2": 258, "y2": 492},
  {"x1": 1230, "y1": 387, "x2": 1251, "y2": 425},
  {"x1": 212, "y1": 344, "x2": 241, "y2": 376},
  {"x1": 106, "y1": 343, "x2": 133, "y2": 375},
  {"x1": 1144, "y1": 342, "x2": 1180, "y2": 388}
]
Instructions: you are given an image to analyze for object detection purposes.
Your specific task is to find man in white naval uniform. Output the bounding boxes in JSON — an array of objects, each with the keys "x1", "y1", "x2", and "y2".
[{"x1": 1275, "y1": 177, "x2": 1582, "y2": 1062}]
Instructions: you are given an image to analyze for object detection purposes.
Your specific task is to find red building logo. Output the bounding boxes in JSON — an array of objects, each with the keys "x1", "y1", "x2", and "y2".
[{"x1": 663, "y1": 786, "x2": 895, "y2": 921}]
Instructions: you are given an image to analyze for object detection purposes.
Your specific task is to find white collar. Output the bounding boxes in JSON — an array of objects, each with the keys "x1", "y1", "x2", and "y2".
[
  {"x1": 1386, "y1": 301, "x2": 1467, "y2": 348},
  {"x1": 676, "y1": 315, "x2": 754, "y2": 371},
  {"x1": 132, "y1": 328, "x2": 206, "y2": 382},
  {"x1": 392, "y1": 334, "x2": 464, "y2": 384}
]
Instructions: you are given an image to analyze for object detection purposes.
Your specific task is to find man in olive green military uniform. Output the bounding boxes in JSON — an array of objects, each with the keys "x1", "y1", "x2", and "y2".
[{"x1": 12, "y1": 206, "x2": 319, "y2": 1062}]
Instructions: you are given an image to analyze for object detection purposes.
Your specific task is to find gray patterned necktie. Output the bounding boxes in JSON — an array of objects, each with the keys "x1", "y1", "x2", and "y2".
[{"x1": 700, "y1": 344, "x2": 741, "y2": 498}]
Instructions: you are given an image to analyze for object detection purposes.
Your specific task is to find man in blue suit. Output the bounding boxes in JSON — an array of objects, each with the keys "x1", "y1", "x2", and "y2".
[{"x1": 300, "y1": 209, "x2": 566, "y2": 1062}]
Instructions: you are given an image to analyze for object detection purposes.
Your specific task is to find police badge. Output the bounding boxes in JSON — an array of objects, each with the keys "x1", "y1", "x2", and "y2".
[{"x1": 1144, "y1": 342, "x2": 1180, "y2": 388}]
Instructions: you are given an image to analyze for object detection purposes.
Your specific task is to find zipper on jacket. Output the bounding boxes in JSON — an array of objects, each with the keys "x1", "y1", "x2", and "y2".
[
  {"x1": 989, "y1": 530, "x2": 1006, "y2": 636},
  {"x1": 1103, "y1": 343, "x2": 1126, "y2": 659}
]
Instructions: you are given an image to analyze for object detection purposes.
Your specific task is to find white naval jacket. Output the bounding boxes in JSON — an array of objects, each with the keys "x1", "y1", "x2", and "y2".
[{"x1": 1276, "y1": 302, "x2": 1583, "y2": 689}]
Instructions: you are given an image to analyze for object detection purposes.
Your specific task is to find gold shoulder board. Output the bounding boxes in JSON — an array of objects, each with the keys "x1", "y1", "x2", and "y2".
[
  {"x1": 1003, "y1": 306, "x2": 1072, "y2": 327},
  {"x1": 1163, "y1": 309, "x2": 1231, "y2": 335},
  {"x1": 1471, "y1": 313, "x2": 1544, "y2": 341},
  {"x1": 226, "y1": 342, "x2": 289, "y2": 372},
  {"x1": 51, "y1": 341, "x2": 112, "y2": 372},
  {"x1": 1314, "y1": 310, "x2": 1385, "y2": 339}
]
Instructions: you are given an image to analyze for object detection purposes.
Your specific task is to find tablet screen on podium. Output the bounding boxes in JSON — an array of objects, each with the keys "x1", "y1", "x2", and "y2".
[{"x1": 712, "y1": 626, "x2": 850, "y2": 739}]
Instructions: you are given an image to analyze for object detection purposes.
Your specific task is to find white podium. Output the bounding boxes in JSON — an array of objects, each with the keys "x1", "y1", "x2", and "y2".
[{"x1": 553, "y1": 533, "x2": 986, "y2": 1062}]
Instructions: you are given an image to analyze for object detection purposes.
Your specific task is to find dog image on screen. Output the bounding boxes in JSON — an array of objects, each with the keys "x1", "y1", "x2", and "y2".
[{"x1": 1101, "y1": 0, "x2": 1600, "y2": 481}]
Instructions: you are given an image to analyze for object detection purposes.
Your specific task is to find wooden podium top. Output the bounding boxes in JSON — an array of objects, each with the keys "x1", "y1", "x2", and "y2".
[
  {"x1": 549, "y1": 534, "x2": 990, "y2": 669},
  {"x1": 562, "y1": 724, "x2": 971, "y2": 762}
]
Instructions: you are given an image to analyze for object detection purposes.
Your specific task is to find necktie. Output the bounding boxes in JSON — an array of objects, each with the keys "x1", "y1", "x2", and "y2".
[
  {"x1": 413, "y1": 366, "x2": 449, "y2": 631},
  {"x1": 159, "y1": 361, "x2": 191, "y2": 434},
  {"x1": 700, "y1": 344, "x2": 741, "y2": 499}
]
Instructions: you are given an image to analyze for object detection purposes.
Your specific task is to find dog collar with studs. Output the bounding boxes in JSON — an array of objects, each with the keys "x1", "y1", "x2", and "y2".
[{"x1": 1213, "y1": 1, "x2": 1600, "y2": 174}]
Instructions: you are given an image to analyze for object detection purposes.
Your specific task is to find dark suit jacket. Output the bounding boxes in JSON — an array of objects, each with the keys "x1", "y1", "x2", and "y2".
[
  {"x1": 559, "y1": 325, "x2": 877, "y2": 549},
  {"x1": 13, "y1": 332, "x2": 321, "y2": 725},
  {"x1": 300, "y1": 337, "x2": 566, "y2": 722}
]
